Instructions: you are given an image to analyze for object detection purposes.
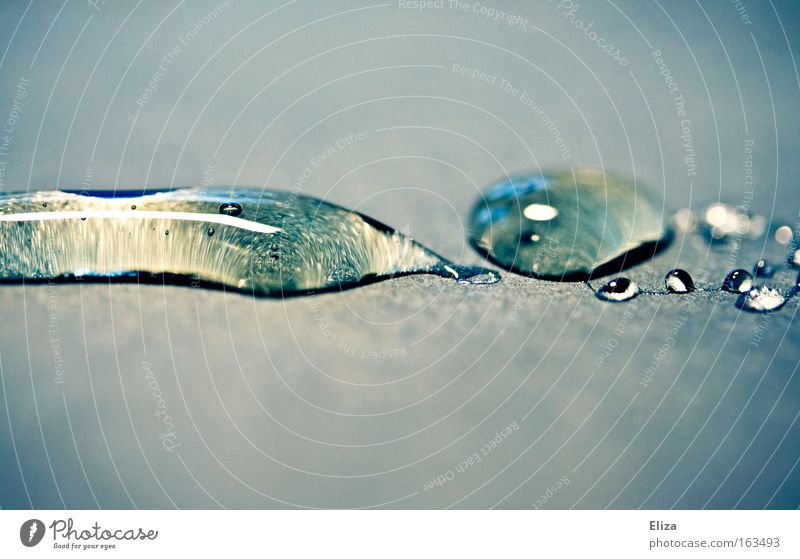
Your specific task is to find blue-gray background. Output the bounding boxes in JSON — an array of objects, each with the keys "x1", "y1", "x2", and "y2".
[{"x1": 0, "y1": 0, "x2": 798, "y2": 509}]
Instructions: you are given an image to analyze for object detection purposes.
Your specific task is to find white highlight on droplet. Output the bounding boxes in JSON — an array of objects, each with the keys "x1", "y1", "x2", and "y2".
[
  {"x1": 523, "y1": 203, "x2": 559, "y2": 221},
  {"x1": 0, "y1": 210, "x2": 281, "y2": 235}
]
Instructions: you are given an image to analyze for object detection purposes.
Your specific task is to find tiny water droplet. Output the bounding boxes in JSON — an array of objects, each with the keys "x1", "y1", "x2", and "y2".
[
  {"x1": 207, "y1": 227, "x2": 215, "y2": 236},
  {"x1": 753, "y1": 259, "x2": 775, "y2": 278},
  {"x1": 164, "y1": 229, "x2": 169, "y2": 236},
  {"x1": 219, "y1": 202, "x2": 242, "y2": 217},
  {"x1": 722, "y1": 269, "x2": 753, "y2": 293},
  {"x1": 595, "y1": 277, "x2": 638, "y2": 302},
  {"x1": 665, "y1": 268, "x2": 694, "y2": 293},
  {"x1": 131, "y1": 204, "x2": 137, "y2": 210},
  {"x1": 42, "y1": 202, "x2": 47, "y2": 207},
  {"x1": 737, "y1": 286, "x2": 786, "y2": 313},
  {"x1": 80, "y1": 216, "x2": 86, "y2": 221},
  {"x1": 470, "y1": 169, "x2": 670, "y2": 279}
]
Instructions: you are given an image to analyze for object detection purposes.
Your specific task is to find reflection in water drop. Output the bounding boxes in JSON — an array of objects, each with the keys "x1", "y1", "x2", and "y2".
[
  {"x1": 721, "y1": 269, "x2": 753, "y2": 293},
  {"x1": 595, "y1": 277, "x2": 638, "y2": 302},
  {"x1": 470, "y1": 168, "x2": 670, "y2": 280},
  {"x1": 665, "y1": 269, "x2": 694, "y2": 293},
  {"x1": 0, "y1": 189, "x2": 499, "y2": 296},
  {"x1": 737, "y1": 286, "x2": 786, "y2": 313},
  {"x1": 218, "y1": 202, "x2": 243, "y2": 217}
]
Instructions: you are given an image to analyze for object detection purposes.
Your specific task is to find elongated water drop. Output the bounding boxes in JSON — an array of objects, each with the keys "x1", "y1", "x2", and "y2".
[
  {"x1": 721, "y1": 269, "x2": 753, "y2": 293},
  {"x1": 470, "y1": 168, "x2": 670, "y2": 279},
  {"x1": 737, "y1": 286, "x2": 786, "y2": 313},
  {"x1": 0, "y1": 188, "x2": 499, "y2": 295},
  {"x1": 665, "y1": 268, "x2": 694, "y2": 293},
  {"x1": 595, "y1": 277, "x2": 638, "y2": 302}
]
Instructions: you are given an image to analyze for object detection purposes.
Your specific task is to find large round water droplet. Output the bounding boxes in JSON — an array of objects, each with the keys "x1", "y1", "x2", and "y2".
[
  {"x1": 595, "y1": 277, "x2": 638, "y2": 302},
  {"x1": 737, "y1": 286, "x2": 786, "y2": 313},
  {"x1": 470, "y1": 168, "x2": 670, "y2": 279},
  {"x1": 721, "y1": 269, "x2": 753, "y2": 293},
  {"x1": 218, "y1": 202, "x2": 243, "y2": 217},
  {"x1": 665, "y1": 268, "x2": 694, "y2": 293}
]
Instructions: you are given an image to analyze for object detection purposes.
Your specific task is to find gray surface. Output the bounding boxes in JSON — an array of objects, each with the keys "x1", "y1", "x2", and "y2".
[{"x1": 0, "y1": 0, "x2": 799, "y2": 509}]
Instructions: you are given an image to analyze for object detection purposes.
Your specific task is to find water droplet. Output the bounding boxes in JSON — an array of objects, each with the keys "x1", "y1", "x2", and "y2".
[
  {"x1": 595, "y1": 277, "x2": 638, "y2": 302},
  {"x1": 470, "y1": 169, "x2": 670, "y2": 279},
  {"x1": 721, "y1": 269, "x2": 753, "y2": 293},
  {"x1": 775, "y1": 225, "x2": 793, "y2": 245},
  {"x1": 0, "y1": 188, "x2": 500, "y2": 295},
  {"x1": 665, "y1": 268, "x2": 694, "y2": 293},
  {"x1": 80, "y1": 216, "x2": 86, "y2": 221},
  {"x1": 131, "y1": 204, "x2": 137, "y2": 210},
  {"x1": 753, "y1": 259, "x2": 775, "y2": 278},
  {"x1": 737, "y1": 286, "x2": 786, "y2": 313},
  {"x1": 42, "y1": 202, "x2": 47, "y2": 208},
  {"x1": 218, "y1": 202, "x2": 242, "y2": 217},
  {"x1": 791, "y1": 249, "x2": 800, "y2": 268}
]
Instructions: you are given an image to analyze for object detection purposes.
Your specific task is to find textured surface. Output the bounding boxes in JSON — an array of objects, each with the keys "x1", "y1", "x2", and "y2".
[{"x1": 0, "y1": 0, "x2": 799, "y2": 509}]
